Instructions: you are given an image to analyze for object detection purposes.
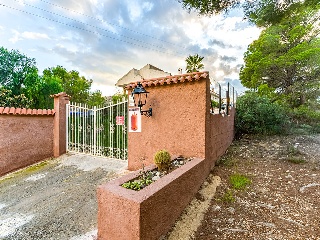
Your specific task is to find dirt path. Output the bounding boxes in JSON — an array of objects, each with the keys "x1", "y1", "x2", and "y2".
[
  {"x1": 165, "y1": 134, "x2": 320, "y2": 240},
  {"x1": 0, "y1": 153, "x2": 127, "y2": 240}
]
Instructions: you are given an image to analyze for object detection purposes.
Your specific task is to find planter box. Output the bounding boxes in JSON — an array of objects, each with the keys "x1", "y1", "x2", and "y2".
[{"x1": 97, "y1": 157, "x2": 207, "y2": 240}]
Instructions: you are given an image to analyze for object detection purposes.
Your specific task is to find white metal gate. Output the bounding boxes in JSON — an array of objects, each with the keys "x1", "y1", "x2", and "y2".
[{"x1": 66, "y1": 98, "x2": 128, "y2": 160}]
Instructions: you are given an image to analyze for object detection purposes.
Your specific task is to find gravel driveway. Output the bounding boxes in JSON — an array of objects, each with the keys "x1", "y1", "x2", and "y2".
[{"x1": 0, "y1": 153, "x2": 128, "y2": 240}]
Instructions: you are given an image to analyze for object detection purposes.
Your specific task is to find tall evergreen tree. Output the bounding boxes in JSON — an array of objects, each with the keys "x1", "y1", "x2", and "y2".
[{"x1": 240, "y1": 6, "x2": 320, "y2": 107}]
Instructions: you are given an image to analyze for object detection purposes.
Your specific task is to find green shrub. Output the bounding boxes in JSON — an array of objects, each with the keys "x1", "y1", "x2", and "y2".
[
  {"x1": 219, "y1": 189, "x2": 235, "y2": 203},
  {"x1": 122, "y1": 178, "x2": 153, "y2": 191},
  {"x1": 285, "y1": 145, "x2": 306, "y2": 164},
  {"x1": 122, "y1": 168, "x2": 153, "y2": 191},
  {"x1": 235, "y1": 92, "x2": 287, "y2": 136},
  {"x1": 287, "y1": 105, "x2": 320, "y2": 133},
  {"x1": 0, "y1": 88, "x2": 33, "y2": 108},
  {"x1": 154, "y1": 150, "x2": 171, "y2": 171},
  {"x1": 229, "y1": 173, "x2": 251, "y2": 190},
  {"x1": 287, "y1": 158, "x2": 306, "y2": 164}
]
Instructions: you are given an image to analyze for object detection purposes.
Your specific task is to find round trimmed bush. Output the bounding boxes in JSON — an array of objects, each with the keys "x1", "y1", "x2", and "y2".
[{"x1": 154, "y1": 150, "x2": 171, "y2": 171}]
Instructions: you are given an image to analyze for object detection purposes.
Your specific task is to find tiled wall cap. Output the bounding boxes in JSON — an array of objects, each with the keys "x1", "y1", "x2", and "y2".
[
  {"x1": 0, "y1": 107, "x2": 55, "y2": 116},
  {"x1": 125, "y1": 71, "x2": 209, "y2": 90}
]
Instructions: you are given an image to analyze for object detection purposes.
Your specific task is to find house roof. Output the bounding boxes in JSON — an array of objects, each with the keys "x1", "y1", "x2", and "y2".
[
  {"x1": 116, "y1": 64, "x2": 171, "y2": 87},
  {"x1": 0, "y1": 107, "x2": 55, "y2": 115},
  {"x1": 126, "y1": 71, "x2": 209, "y2": 89}
]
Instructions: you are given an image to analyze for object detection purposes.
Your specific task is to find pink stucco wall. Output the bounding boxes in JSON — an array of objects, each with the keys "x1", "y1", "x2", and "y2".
[
  {"x1": 206, "y1": 108, "x2": 235, "y2": 169},
  {"x1": 128, "y1": 75, "x2": 208, "y2": 170},
  {"x1": 0, "y1": 93, "x2": 69, "y2": 176},
  {"x1": 0, "y1": 115, "x2": 54, "y2": 176}
]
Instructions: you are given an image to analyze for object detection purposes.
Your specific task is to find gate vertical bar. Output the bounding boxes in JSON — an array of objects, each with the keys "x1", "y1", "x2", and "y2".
[
  {"x1": 91, "y1": 106, "x2": 93, "y2": 155},
  {"x1": 109, "y1": 102, "x2": 112, "y2": 158},
  {"x1": 111, "y1": 102, "x2": 114, "y2": 158},
  {"x1": 124, "y1": 97, "x2": 127, "y2": 159},
  {"x1": 66, "y1": 103, "x2": 69, "y2": 152},
  {"x1": 116, "y1": 99, "x2": 119, "y2": 159},
  {"x1": 98, "y1": 106, "x2": 101, "y2": 156},
  {"x1": 77, "y1": 103, "x2": 80, "y2": 152},
  {"x1": 73, "y1": 103, "x2": 76, "y2": 151},
  {"x1": 85, "y1": 105, "x2": 87, "y2": 154},
  {"x1": 97, "y1": 106, "x2": 100, "y2": 156},
  {"x1": 82, "y1": 103, "x2": 85, "y2": 153},
  {"x1": 93, "y1": 106, "x2": 97, "y2": 155}
]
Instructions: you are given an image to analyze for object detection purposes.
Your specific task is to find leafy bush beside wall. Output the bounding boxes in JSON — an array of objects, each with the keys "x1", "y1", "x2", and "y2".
[
  {"x1": 0, "y1": 88, "x2": 33, "y2": 108},
  {"x1": 235, "y1": 92, "x2": 287, "y2": 136}
]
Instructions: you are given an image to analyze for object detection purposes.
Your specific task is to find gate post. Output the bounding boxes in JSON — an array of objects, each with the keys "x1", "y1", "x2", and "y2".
[{"x1": 52, "y1": 92, "x2": 70, "y2": 157}]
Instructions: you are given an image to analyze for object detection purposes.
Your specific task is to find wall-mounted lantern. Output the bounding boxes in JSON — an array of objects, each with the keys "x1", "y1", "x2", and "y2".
[{"x1": 131, "y1": 82, "x2": 152, "y2": 117}]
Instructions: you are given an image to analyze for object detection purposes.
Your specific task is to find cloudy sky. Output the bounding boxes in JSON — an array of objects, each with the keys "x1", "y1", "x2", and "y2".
[{"x1": 0, "y1": 0, "x2": 261, "y2": 96}]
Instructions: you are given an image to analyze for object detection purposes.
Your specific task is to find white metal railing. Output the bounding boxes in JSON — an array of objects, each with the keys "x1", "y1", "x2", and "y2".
[{"x1": 66, "y1": 98, "x2": 128, "y2": 160}]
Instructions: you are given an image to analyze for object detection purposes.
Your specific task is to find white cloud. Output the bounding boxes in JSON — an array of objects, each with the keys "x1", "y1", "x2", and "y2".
[
  {"x1": 21, "y1": 32, "x2": 50, "y2": 40},
  {"x1": 126, "y1": 0, "x2": 143, "y2": 22},
  {"x1": 9, "y1": 30, "x2": 49, "y2": 43},
  {"x1": 9, "y1": 30, "x2": 21, "y2": 43}
]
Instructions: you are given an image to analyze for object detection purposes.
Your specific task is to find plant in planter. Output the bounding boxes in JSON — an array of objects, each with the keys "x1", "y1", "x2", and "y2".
[
  {"x1": 122, "y1": 164, "x2": 154, "y2": 190},
  {"x1": 121, "y1": 151, "x2": 193, "y2": 191},
  {"x1": 154, "y1": 149, "x2": 171, "y2": 171}
]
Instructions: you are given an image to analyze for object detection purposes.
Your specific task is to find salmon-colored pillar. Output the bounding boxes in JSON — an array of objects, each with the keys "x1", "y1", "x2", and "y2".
[{"x1": 53, "y1": 92, "x2": 69, "y2": 157}]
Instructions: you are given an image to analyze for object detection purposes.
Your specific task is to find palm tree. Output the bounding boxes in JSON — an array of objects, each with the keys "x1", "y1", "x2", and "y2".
[{"x1": 185, "y1": 54, "x2": 204, "y2": 73}]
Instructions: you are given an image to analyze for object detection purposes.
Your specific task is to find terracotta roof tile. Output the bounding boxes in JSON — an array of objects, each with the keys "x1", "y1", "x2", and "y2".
[
  {"x1": 0, "y1": 107, "x2": 55, "y2": 116},
  {"x1": 15, "y1": 108, "x2": 22, "y2": 114},
  {"x1": 9, "y1": 107, "x2": 15, "y2": 114},
  {"x1": 172, "y1": 77, "x2": 178, "y2": 83},
  {"x1": 3, "y1": 107, "x2": 10, "y2": 114},
  {"x1": 49, "y1": 109, "x2": 56, "y2": 115},
  {"x1": 126, "y1": 71, "x2": 209, "y2": 90}
]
